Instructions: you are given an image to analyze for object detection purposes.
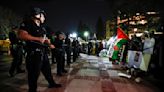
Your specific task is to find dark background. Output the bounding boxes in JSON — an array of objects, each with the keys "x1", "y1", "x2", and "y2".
[
  {"x1": 0, "y1": 0, "x2": 163, "y2": 33},
  {"x1": 0, "y1": 0, "x2": 110, "y2": 33}
]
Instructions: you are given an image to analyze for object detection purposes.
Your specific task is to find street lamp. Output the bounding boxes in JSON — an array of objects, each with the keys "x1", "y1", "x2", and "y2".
[
  {"x1": 72, "y1": 32, "x2": 77, "y2": 38},
  {"x1": 84, "y1": 31, "x2": 89, "y2": 41},
  {"x1": 70, "y1": 32, "x2": 77, "y2": 39}
]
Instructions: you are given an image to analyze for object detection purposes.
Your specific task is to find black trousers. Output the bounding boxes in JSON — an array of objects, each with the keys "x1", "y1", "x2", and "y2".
[
  {"x1": 26, "y1": 50, "x2": 55, "y2": 92},
  {"x1": 51, "y1": 49, "x2": 56, "y2": 63},
  {"x1": 9, "y1": 45, "x2": 23, "y2": 73},
  {"x1": 55, "y1": 49, "x2": 65, "y2": 74},
  {"x1": 65, "y1": 46, "x2": 71, "y2": 65},
  {"x1": 73, "y1": 47, "x2": 77, "y2": 62}
]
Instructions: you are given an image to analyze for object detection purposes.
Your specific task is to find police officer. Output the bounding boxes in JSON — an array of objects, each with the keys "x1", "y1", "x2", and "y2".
[
  {"x1": 18, "y1": 7, "x2": 61, "y2": 92},
  {"x1": 9, "y1": 26, "x2": 25, "y2": 77},
  {"x1": 54, "y1": 31, "x2": 67, "y2": 76},
  {"x1": 76, "y1": 39, "x2": 80, "y2": 57},
  {"x1": 72, "y1": 38, "x2": 77, "y2": 62},
  {"x1": 88, "y1": 41, "x2": 92, "y2": 55},
  {"x1": 64, "y1": 33, "x2": 72, "y2": 66},
  {"x1": 51, "y1": 33, "x2": 57, "y2": 64}
]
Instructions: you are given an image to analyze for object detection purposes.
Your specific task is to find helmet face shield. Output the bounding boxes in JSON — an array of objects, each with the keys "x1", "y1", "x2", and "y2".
[
  {"x1": 31, "y1": 7, "x2": 46, "y2": 23},
  {"x1": 55, "y1": 31, "x2": 65, "y2": 39},
  {"x1": 35, "y1": 14, "x2": 41, "y2": 19},
  {"x1": 40, "y1": 13, "x2": 45, "y2": 23},
  {"x1": 59, "y1": 33, "x2": 65, "y2": 40}
]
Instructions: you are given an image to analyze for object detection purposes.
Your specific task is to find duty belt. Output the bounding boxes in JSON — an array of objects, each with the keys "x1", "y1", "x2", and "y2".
[
  {"x1": 35, "y1": 48, "x2": 42, "y2": 51},
  {"x1": 27, "y1": 48, "x2": 43, "y2": 52}
]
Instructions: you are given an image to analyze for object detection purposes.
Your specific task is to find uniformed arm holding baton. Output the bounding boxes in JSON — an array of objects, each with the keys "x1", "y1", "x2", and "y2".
[{"x1": 18, "y1": 27, "x2": 55, "y2": 48}]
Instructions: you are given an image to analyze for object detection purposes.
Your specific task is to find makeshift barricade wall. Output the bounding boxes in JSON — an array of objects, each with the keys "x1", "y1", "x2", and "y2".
[{"x1": 127, "y1": 50, "x2": 151, "y2": 72}]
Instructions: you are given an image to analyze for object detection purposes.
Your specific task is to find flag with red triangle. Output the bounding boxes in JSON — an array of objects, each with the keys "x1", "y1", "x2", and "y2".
[{"x1": 108, "y1": 27, "x2": 129, "y2": 61}]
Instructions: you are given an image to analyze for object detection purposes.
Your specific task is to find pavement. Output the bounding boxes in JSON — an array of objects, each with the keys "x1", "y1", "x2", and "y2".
[{"x1": 0, "y1": 53, "x2": 162, "y2": 92}]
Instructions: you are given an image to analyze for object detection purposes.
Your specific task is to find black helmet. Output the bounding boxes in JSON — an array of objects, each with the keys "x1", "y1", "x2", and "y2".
[
  {"x1": 30, "y1": 7, "x2": 46, "y2": 17},
  {"x1": 55, "y1": 31, "x2": 65, "y2": 37}
]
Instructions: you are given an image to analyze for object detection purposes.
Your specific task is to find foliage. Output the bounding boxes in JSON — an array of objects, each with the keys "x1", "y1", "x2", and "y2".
[
  {"x1": 77, "y1": 20, "x2": 91, "y2": 40},
  {"x1": 96, "y1": 16, "x2": 105, "y2": 40},
  {"x1": 0, "y1": 6, "x2": 22, "y2": 37}
]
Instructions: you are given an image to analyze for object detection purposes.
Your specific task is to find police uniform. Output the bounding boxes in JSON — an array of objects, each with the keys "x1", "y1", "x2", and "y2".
[
  {"x1": 19, "y1": 8, "x2": 61, "y2": 92},
  {"x1": 9, "y1": 28, "x2": 24, "y2": 77},
  {"x1": 64, "y1": 35, "x2": 71, "y2": 66},
  {"x1": 76, "y1": 40, "x2": 80, "y2": 56},
  {"x1": 54, "y1": 31, "x2": 67, "y2": 76},
  {"x1": 72, "y1": 39, "x2": 78, "y2": 62},
  {"x1": 51, "y1": 35, "x2": 56, "y2": 64}
]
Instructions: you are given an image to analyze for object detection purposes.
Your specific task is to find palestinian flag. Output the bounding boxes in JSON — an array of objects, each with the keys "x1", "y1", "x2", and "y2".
[{"x1": 111, "y1": 27, "x2": 129, "y2": 61}]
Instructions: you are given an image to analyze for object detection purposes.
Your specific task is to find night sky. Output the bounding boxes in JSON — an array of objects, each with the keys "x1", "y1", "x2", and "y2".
[
  {"x1": 0, "y1": 0, "x2": 110, "y2": 33},
  {"x1": 0, "y1": 0, "x2": 162, "y2": 33}
]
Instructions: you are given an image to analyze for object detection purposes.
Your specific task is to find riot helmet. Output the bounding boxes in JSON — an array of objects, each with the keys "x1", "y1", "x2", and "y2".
[
  {"x1": 30, "y1": 7, "x2": 46, "y2": 23},
  {"x1": 55, "y1": 31, "x2": 65, "y2": 40}
]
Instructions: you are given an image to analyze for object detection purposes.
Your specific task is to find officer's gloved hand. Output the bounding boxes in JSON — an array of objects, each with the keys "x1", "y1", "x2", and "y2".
[
  {"x1": 38, "y1": 37, "x2": 45, "y2": 44},
  {"x1": 44, "y1": 38, "x2": 51, "y2": 44},
  {"x1": 49, "y1": 44, "x2": 55, "y2": 49}
]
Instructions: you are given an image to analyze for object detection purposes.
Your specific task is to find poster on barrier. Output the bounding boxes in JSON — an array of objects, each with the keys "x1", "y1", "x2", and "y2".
[
  {"x1": 140, "y1": 53, "x2": 151, "y2": 72},
  {"x1": 128, "y1": 50, "x2": 152, "y2": 72},
  {"x1": 127, "y1": 50, "x2": 143, "y2": 68}
]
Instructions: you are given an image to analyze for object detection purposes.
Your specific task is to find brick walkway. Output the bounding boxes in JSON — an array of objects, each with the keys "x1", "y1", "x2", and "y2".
[{"x1": 0, "y1": 54, "x2": 161, "y2": 92}]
